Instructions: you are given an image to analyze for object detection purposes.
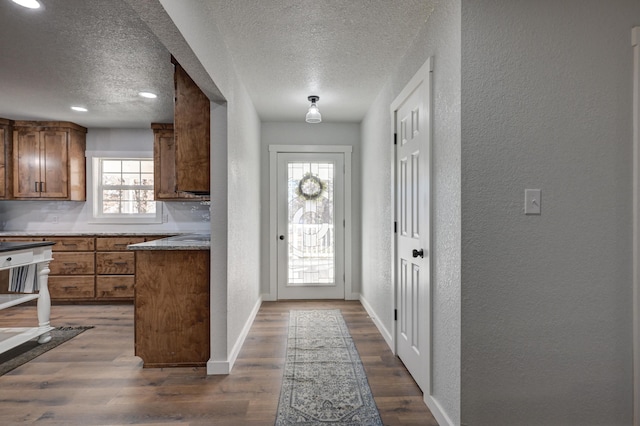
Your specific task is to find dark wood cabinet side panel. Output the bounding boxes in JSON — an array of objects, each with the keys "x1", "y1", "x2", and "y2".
[
  {"x1": 174, "y1": 62, "x2": 210, "y2": 194},
  {"x1": 0, "y1": 122, "x2": 12, "y2": 199},
  {"x1": 68, "y1": 128, "x2": 86, "y2": 201},
  {"x1": 135, "y1": 250, "x2": 210, "y2": 367}
]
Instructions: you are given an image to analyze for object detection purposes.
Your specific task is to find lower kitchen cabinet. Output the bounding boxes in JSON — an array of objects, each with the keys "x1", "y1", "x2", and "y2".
[
  {"x1": 47, "y1": 236, "x2": 95, "y2": 299},
  {"x1": 95, "y1": 236, "x2": 142, "y2": 300},
  {"x1": 135, "y1": 250, "x2": 210, "y2": 368},
  {"x1": 96, "y1": 275, "x2": 135, "y2": 298},
  {"x1": 0, "y1": 234, "x2": 173, "y2": 302}
]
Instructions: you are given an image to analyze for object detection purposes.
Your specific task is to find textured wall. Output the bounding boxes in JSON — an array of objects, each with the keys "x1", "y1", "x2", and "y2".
[
  {"x1": 460, "y1": 0, "x2": 639, "y2": 424},
  {"x1": 225, "y1": 79, "x2": 262, "y2": 350},
  {"x1": 259, "y1": 122, "x2": 362, "y2": 299},
  {"x1": 360, "y1": 1, "x2": 461, "y2": 424},
  {"x1": 157, "y1": 0, "x2": 263, "y2": 367},
  {"x1": 0, "y1": 128, "x2": 210, "y2": 234}
]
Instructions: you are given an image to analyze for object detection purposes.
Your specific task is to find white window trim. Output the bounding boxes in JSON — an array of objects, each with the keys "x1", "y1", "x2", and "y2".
[{"x1": 88, "y1": 154, "x2": 163, "y2": 224}]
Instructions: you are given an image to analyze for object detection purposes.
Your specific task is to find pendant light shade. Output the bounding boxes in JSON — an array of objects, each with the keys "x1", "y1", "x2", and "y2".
[{"x1": 305, "y1": 95, "x2": 322, "y2": 123}]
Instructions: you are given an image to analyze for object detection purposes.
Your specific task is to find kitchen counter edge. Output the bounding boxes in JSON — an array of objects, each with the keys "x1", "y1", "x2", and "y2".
[{"x1": 127, "y1": 239, "x2": 210, "y2": 251}]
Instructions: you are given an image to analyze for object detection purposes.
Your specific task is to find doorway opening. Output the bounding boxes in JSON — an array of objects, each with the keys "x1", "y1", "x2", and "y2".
[{"x1": 268, "y1": 145, "x2": 353, "y2": 300}]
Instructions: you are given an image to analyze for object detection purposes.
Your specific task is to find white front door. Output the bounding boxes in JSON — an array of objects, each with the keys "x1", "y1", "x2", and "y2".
[
  {"x1": 394, "y1": 58, "x2": 432, "y2": 392},
  {"x1": 276, "y1": 152, "x2": 345, "y2": 299}
]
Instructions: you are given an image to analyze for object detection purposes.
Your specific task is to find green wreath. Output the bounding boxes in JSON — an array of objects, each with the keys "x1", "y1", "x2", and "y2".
[{"x1": 296, "y1": 173, "x2": 325, "y2": 201}]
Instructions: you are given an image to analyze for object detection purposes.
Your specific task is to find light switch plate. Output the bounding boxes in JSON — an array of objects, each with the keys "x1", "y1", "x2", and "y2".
[{"x1": 525, "y1": 189, "x2": 541, "y2": 215}]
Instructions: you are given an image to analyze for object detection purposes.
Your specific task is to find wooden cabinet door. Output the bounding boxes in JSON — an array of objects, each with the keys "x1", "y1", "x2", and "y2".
[
  {"x1": 173, "y1": 61, "x2": 210, "y2": 194},
  {"x1": 152, "y1": 124, "x2": 207, "y2": 201},
  {"x1": 13, "y1": 130, "x2": 41, "y2": 197},
  {"x1": 40, "y1": 131, "x2": 68, "y2": 198},
  {"x1": 154, "y1": 128, "x2": 180, "y2": 199},
  {"x1": 0, "y1": 127, "x2": 5, "y2": 198}
]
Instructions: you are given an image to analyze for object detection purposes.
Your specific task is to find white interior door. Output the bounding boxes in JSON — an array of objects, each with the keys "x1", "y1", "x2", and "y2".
[
  {"x1": 276, "y1": 152, "x2": 345, "y2": 299},
  {"x1": 394, "y1": 58, "x2": 432, "y2": 393}
]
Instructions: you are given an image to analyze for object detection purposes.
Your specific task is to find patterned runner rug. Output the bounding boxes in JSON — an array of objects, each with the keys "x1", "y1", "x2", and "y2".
[{"x1": 275, "y1": 310, "x2": 383, "y2": 425}]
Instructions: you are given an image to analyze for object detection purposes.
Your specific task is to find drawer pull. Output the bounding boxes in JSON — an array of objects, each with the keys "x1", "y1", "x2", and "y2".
[
  {"x1": 114, "y1": 285, "x2": 129, "y2": 290},
  {"x1": 62, "y1": 243, "x2": 77, "y2": 247},
  {"x1": 63, "y1": 262, "x2": 78, "y2": 266},
  {"x1": 63, "y1": 286, "x2": 78, "y2": 290},
  {"x1": 113, "y1": 262, "x2": 128, "y2": 266}
]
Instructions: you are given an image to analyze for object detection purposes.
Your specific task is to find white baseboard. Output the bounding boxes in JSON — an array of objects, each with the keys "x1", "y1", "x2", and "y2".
[
  {"x1": 228, "y1": 295, "x2": 262, "y2": 370},
  {"x1": 206, "y1": 360, "x2": 230, "y2": 375},
  {"x1": 346, "y1": 292, "x2": 360, "y2": 301},
  {"x1": 359, "y1": 294, "x2": 394, "y2": 351},
  {"x1": 207, "y1": 296, "x2": 262, "y2": 375},
  {"x1": 425, "y1": 394, "x2": 455, "y2": 426},
  {"x1": 261, "y1": 292, "x2": 276, "y2": 302}
]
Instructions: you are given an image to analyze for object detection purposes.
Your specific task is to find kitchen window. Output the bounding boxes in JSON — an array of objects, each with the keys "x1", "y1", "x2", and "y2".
[{"x1": 91, "y1": 157, "x2": 162, "y2": 224}]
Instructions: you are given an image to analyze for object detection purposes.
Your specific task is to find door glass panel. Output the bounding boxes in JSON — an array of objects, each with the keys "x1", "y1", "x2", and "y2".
[{"x1": 287, "y1": 161, "x2": 335, "y2": 286}]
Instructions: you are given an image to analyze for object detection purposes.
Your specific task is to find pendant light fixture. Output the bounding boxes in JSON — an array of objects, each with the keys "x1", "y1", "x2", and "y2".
[{"x1": 305, "y1": 95, "x2": 322, "y2": 123}]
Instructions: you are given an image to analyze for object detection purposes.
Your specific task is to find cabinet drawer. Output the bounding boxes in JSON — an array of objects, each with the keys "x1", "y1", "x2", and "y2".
[
  {"x1": 50, "y1": 252, "x2": 95, "y2": 275},
  {"x1": 96, "y1": 252, "x2": 135, "y2": 274},
  {"x1": 47, "y1": 237, "x2": 94, "y2": 252},
  {"x1": 48, "y1": 276, "x2": 95, "y2": 299},
  {"x1": 144, "y1": 235, "x2": 173, "y2": 242},
  {"x1": 0, "y1": 237, "x2": 45, "y2": 242},
  {"x1": 0, "y1": 249, "x2": 33, "y2": 268},
  {"x1": 96, "y1": 275, "x2": 134, "y2": 298},
  {"x1": 96, "y1": 237, "x2": 145, "y2": 251}
]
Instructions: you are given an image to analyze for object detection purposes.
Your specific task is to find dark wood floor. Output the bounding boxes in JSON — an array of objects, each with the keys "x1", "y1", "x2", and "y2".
[{"x1": 0, "y1": 300, "x2": 438, "y2": 425}]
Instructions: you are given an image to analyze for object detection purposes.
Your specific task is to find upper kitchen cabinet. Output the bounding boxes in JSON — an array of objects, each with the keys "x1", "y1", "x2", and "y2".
[
  {"x1": 172, "y1": 57, "x2": 210, "y2": 195},
  {"x1": 0, "y1": 118, "x2": 13, "y2": 199},
  {"x1": 13, "y1": 121, "x2": 86, "y2": 200},
  {"x1": 151, "y1": 123, "x2": 205, "y2": 200}
]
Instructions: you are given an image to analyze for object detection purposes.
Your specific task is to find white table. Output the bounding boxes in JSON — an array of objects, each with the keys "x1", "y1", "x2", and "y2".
[{"x1": 0, "y1": 241, "x2": 55, "y2": 354}]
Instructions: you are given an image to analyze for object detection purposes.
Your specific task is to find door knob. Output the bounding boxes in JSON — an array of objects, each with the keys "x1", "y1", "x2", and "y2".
[
  {"x1": 279, "y1": 235, "x2": 285, "y2": 240},
  {"x1": 412, "y1": 249, "x2": 424, "y2": 258}
]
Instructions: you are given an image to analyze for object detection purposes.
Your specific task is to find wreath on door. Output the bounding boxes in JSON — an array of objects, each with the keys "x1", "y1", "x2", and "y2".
[{"x1": 296, "y1": 173, "x2": 325, "y2": 201}]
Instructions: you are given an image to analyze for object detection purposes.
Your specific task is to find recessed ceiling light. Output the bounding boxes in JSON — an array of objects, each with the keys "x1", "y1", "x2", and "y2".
[
  {"x1": 71, "y1": 106, "x2": 88, "y2": 112},
  {"x1": 138, "y1": 92, "x2": 157, "y2": 99},
  {"x1": 12, "y1": 0, "x2": 41, "y2": 9}
]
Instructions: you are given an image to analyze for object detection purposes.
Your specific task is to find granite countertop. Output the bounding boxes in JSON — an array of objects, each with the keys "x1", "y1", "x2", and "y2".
[{"x1": 127, "y1": 234, "x2": 210, "y2": 251}]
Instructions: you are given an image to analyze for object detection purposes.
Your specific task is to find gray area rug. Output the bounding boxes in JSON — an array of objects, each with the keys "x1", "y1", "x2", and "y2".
[
  {"x1": 276, "y1": 310, "x2": 383, "y2": 425},
  {"x1": 0, "y1": 326, "x2": 93, "y2": 376}
]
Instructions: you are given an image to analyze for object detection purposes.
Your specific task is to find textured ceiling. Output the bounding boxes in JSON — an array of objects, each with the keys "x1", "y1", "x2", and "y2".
[
  {"x1": 0, "y1": 0, "x2": 434, "y2": 127},
  {"x1": 0, "y1": 0, "x2": 174, "y2": 128},
  {"x1": 205, "y1": 0, "x2": 435, "y2": 122}
]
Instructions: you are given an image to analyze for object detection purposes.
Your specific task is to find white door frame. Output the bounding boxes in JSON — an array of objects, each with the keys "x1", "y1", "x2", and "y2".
[
  {"x1": 268, "y1": 145, "x2": 354, "y2": 301},
  {"x1": 632, "y1": 25, "x2": 640, "y2": 426},
  {"x1": 391, "y1": 57, "x2": 433, "y2": 393}
]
